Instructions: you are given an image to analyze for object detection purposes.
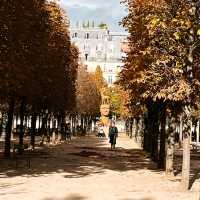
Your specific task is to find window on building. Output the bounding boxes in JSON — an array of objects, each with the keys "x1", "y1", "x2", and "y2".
[
  {"x1": 72, "y1": 32, "x2": 78, "y2": 38},
  {"x1": 85, "y1": 33, "x2": 89, "y2": 39},
  {"x1": 85, "y1": 53, "x2": 88, "y2": 61},
  {"x1": 108, "y1": 76, "x2": 113, "y2": 84}
]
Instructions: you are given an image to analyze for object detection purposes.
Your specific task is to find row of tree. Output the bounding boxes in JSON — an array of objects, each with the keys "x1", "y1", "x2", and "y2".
[
  {"x1": 0, "y1": 0, "x2": 78, "y2": 156},
  {"x1": 75, "y1": 65, "x2": 101, "y2": 131},
  {"x1": 76, "y1": 65, "x2": 129, "y2": 128},
  {"x1": 119, "y1": 0, "x2": 200, "y2": 190}
]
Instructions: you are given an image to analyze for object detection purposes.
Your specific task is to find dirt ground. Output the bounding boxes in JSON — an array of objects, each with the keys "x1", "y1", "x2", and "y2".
[{"x1": 0, "y1": 133, "x2": 199, "y2": 200}]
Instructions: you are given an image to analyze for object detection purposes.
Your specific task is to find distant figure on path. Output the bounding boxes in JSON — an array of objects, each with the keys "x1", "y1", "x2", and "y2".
[
  {"x1": 109, "y1": 121, "x2": 118, "y2": 149},
  {"x1": 97, "y1": 124, "x2": 105, "y2": 138}
]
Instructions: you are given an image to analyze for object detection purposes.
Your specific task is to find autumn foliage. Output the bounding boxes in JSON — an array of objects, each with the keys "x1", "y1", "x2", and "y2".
[
  {"x1": 119, "y1": 0, "x2": 200, "y2": 190},
  {"x1": 120, "y1": 0, "x2": 200, "y2": 103},
  {"x1": 0, "y1": 0, "x2": 78, "y2": 156}
]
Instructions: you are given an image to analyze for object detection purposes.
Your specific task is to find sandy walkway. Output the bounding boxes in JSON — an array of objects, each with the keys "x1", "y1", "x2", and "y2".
[{"x1": 0, "y1": 133, "x2": 199, "y2": 200}]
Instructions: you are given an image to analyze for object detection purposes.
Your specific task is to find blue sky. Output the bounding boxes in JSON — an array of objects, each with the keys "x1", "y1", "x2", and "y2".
[{"x1": 60, "y1": 0, "x2": 127, "y2": 31}]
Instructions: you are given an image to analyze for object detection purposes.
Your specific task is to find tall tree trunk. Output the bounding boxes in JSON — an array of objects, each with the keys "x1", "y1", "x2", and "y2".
[
  {"x1": 38, "y1": 114, "x2": 41, "y2": 129},
  {"x1": 158, "y1": 103, "x2": 166, "y2": 169},
  {"x1": 52, "y1": 119, "x2": 56, "y2": 145},
  {"x1": 1, "y1": 113, "x2": 7, "y2": 141},
  {"x1": 133, "y1": 118, "x2": 137, "y2": 140},
  {"x1": 81, "y1": 115, "x2": 84, "y2": 130},
  {"x1": 181, "y1": 118, "x2": 191, "y2": 190},
  {"x1": 152, "y1": 119, "x2": 159, "y2": 162},
  {"x1": 143, "y1": 114, "x2": 148, "y2": 151},
  {"x1": 129, "y1": 118, "x2": 133, "y2": 139},
  {"x1": 149, "y1": 102, "x2": 159, "y2": 162},
  {"x1": 146, "y1": 103, "x2": 152, "y2": 154},
  {"x1": 178, "y1": 115, "x2": 183, "y2": 148},
  {"x1": 19, "y1": 97, "x2": 26, "y2": 149},
  {"x1": 197, "y1": 120, "x2": 200, "y2": 143},
  {"x1": 30, "y1": 112, "x2": 37, "y2": 150},
  {"x1": 40, "y1": 113, "x2": 47, "y2": 145},
  {"x1": 60, "y1": 112, "x2": 65, "y2": 141},
  {"x1": 57, "y1": 114, "x2": 62, "y2": 142},
  {"x1": 165, "y1": 115, "x2": 176, "y2": 176},
  {"x1": 72, "y1": 115, "x2": 76, "y2": 136},
  {"x1": 4, "y1": 98, "x2": 15, "y2": 157},
  {"x1": 0, "y1": 112, "x2": 3, "y2": 138}
]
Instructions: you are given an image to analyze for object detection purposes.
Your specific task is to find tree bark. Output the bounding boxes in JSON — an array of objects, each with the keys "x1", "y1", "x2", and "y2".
[
  {"x1": 4, "y1": 98, "x2": 15, "y2": 157},
  {"x1": 30, "y1": 112, "x2": 37, "y2": 149},
  {"x1": 165, "y1": 116, "x2": 176, "y2": 176},
  {"x1": 150, "y1": 102, "x2": 159, "y2": 162},
  {"x1": 19, "y1": 97, "x2": 26, "y2": 149},
  {"x1": 51, "y1": 118, "x2": 57, "y2": 144},
  {"x1": 0, "y1": 112, "x2": 3, "y2": 138},
  {"x1": 197, "y1": 120, "x2": 200, "y2": 143},
  {"x1": 133, "y1": 118, "x2": 137, "y2": 140},
  {"x1": 158, "y1": 103, "x2": 166, "y2": 169},
  {"x1": 143, "y1": 115, "x2": 148, "y2": 151},
  {"x1": 40, "y1": 114, "x2": 48, "y2": 145},
  {"x1": 181, "y1": 118, "x2": 191, "y2": 190},
  {"x1": 57, "y1": 114, "x2": 62, "y2": 142},
  {"x1": 129, "y1": 118, "x2": 133, "y2": 139},
  {"x1": 146, "y1": 103, "x2": 153, "y2": 153},
  {"x1": 81, "y1": 115, "x2": 84, "y2": 130}
]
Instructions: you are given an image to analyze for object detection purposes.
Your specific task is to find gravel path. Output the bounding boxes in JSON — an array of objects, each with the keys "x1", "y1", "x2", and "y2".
[{"x1": 0, "y1": 133, "x2": 199, "y2": 200}]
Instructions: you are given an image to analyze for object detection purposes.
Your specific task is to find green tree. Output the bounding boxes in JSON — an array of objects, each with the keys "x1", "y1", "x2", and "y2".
[{"x1": 98, "y1": 22, "x2": 108, "y2": 29}]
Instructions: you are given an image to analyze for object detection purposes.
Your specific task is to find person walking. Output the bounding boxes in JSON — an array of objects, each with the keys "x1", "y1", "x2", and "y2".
[{"x1": 109, "y1": 121, "x2": 118, "y2": 149}]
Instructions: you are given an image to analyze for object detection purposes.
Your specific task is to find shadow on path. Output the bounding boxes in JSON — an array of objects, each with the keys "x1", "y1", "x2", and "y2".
[
  {"x1": 174, "y1": 150, "x2": 200, "y2": 189},
  {"x1": 42, "y1": 194, "x2": 86, "y2": 200},
  {"x1": 0, "y1": 136, "x2": 159, "y2": 178},
  {"x1": 121, "y1": 198, "x2": 153, "y2": 200},
  {"x1": 42, "y1": 194, "x2": 154, "y2": 200}
]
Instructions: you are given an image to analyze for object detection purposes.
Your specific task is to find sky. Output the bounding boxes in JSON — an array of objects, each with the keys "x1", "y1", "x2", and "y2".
[{"x1": 60, "y1": 0, "x2": 127, "y2": 31}]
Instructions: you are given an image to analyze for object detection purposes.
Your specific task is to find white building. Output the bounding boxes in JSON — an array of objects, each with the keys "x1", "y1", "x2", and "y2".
[{"x1": 70, "y1": 26, "x2": 128, "y2": 86}]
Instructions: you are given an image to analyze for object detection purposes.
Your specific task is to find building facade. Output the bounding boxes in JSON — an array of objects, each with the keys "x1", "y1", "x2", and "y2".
[{"x1": 70, "y1": 26, "x2": 128, "y2": 86}]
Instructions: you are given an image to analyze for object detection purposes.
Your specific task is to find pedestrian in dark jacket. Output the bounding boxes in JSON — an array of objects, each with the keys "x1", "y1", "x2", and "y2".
[{"x1": 109, "y1": 121, "x2": 118, "y2": 149}]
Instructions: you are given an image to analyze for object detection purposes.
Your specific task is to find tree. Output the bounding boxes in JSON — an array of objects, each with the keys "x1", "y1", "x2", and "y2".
[
  {"x1": 0, "y1": 0, "x2": 78, "y2": 155},
  {"x1": 98, "y1": 22, "x2": 108, "y2": 29},
  {"x1": 105, "y1": 86, "x2": 130, "y2": 119},
  {"x1": 119, "y1": 0, "x2": 200, "y2": 189},
  {"x1": 93, "y1": 66, "x2": 107, "y2": 91},
  {"x1": 76, "y1": 65, "x2": 101, "y2": 119}
]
